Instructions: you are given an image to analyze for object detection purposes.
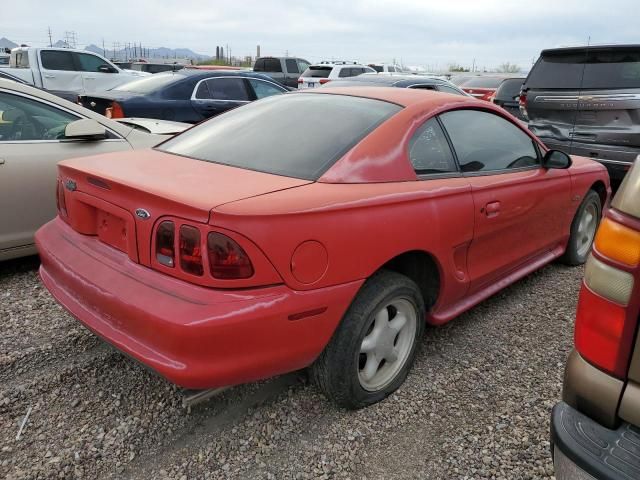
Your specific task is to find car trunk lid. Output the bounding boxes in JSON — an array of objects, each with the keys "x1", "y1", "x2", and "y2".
[{"x1": 57, "y1": 149, "x2": 311, "y2": 265}]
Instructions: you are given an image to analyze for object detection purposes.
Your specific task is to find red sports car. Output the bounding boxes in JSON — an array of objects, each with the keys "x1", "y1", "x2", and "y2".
[{"x1": 36, "y1": 87, "x2": 610, "y2": 409}]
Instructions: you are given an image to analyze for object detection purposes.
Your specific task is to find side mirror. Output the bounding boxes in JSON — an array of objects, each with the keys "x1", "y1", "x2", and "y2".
[
  {"x1": 543, "y1": 149, "x2": 572, "y2": 169},
  {"x1": 98, "y1": 64, "x2": 117, "y2": 73},
  {"x1": 64, "y1": 119, "x2": 107, "y2": 140}
]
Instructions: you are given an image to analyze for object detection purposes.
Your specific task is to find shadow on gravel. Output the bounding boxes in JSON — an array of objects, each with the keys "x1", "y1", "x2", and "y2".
[{"x1": 0, "y1": 255, "x2": 40, "y2": 279}]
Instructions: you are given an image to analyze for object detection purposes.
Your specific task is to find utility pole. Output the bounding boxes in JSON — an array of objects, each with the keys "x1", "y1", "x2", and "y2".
[
  {"x1": 102, "y1": 39, "x2": 106, "y2": 57},
  {"x1": 47, "y1": 27, "x2": 53, "y2": 47}
]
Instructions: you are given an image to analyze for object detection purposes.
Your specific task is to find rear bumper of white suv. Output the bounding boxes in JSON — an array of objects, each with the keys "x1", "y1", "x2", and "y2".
[{"x1": 551, "y1": 402, "x2": 640, "y2": 480}]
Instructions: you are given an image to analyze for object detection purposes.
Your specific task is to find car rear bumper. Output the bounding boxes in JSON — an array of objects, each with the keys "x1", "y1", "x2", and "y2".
[
  {"x1": 551, "y1": 401, "x2": 640, "y2": 480},
  {"x1": 36, "y1": 218, "x2": 361, "y2": 389}
]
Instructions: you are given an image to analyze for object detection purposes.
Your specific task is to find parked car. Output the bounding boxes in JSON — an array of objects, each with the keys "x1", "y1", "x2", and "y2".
[
  {"x1": 324, "y1": 73, "x2": 469, "y2": 96},
  {"x1": 78, "y1": 70, "x2": 288, "y2": 123},
  {"x1": 128, "y1": 62, "x2": 185, "y2": 74},
  {"x1": 551, "y1": 160, "x2": 640, "y2": 480},
  {"x1": 368, "y1": 63, "x2": 403, "y2": 73},
  {"x1": 459, "y1": 76, "x2": 510, "y2": 101},
  {"x1": 0, "y1": 47, "x2": 149, "y2": 96},
  {"x1": 521, "y1": 44, "x2": 640, "y2": 182},
  {"x1": 253, "y1": 56, "x2": 311, "y2": 88},
  {"x1": 36, "y1": 87, "x2": 608, "y2": 409},
  {"x1": 491, "y1": 77, "x2": 525, "y2": 120},
  {"x1": 0, "y1": 79, "x2": 179, "y2": 261},
  {"x1": 114, "y1": 117, "x2": 190, "y2": 135},
  {"x1": 298, "y1": 62, "x2": 377, "y2": 89}
]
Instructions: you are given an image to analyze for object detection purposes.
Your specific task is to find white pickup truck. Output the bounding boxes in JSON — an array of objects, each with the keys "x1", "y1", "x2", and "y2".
[{"x1": 0, "y1": 47, "x2": 148, "y2": 96}]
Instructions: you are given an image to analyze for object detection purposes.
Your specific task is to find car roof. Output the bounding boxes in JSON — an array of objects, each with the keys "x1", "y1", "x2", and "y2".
[
  {"x1": 541, "y1": 44, "x2": 640, "y2": 55},
  {"x1": 297, "y1": 86, "x2": 473, "y2": 108},
  {"x1": 330, "y1": 75, "x2": 447, "y2": 87}
]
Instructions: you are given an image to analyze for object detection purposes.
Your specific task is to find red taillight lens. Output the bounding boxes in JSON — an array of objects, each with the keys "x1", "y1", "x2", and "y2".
[
  {"x1": 207, "y1": 232, "x2": 254, "y2": 279},
  {"x1": 519, "y1": 92, "x2": 529, "y2": 120},
  {"x1": 155, "y1": 221, "x2": 175, "y2": 267},
  {"x1": 575, "y1": 283, "x2": 628, "y2": 378},
  {"x1": 319, "y1": 79, "x2": 330, "y2": 85},
  {"x1": 297, "y1": 78, "x2": 303, "y2": 84},
  {"x1": 179, "y1": 225, "x2": 203, "y2": 276},
  {"x1": 105, "y1": 101, "x2": 124, "y2": 119},
  {"x1": 56, "y1": 181, "x2": 67, "y2": 217}
]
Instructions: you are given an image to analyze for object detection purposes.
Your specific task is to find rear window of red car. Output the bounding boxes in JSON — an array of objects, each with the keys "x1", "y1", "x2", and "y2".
[{"x1": 157, "y1": 93, "x2": 402, "y2": 180}]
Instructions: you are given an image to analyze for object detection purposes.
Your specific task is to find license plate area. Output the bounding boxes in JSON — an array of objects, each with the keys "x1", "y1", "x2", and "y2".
[{"x1": 96, "y1": 210, "x2": 128, "y2": 253}]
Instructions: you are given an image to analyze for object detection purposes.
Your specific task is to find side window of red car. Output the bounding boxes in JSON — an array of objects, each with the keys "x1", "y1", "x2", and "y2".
[
  {"x1": 409, "y1": 118, "x2": 458, "y2": 175},
  {"x1": 440, "y1": 109, "x2": 539, "y2": 173}
]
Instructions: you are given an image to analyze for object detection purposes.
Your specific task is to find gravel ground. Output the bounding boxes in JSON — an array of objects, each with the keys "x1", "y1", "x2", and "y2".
[{"x1": 0, "y1": 255, "x2": 582, "y2": 479}]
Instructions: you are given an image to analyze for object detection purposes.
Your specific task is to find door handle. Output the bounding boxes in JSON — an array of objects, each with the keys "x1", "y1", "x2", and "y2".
[
  {"x1": 484, "y1": 201, "x2": 501, "y2": 218},
  {"x1": 44, "y1": 74, "x2": 55, "y2": 79},
  {"x1": 85, "y1": 76, "x2": 96, "y2": 80}
]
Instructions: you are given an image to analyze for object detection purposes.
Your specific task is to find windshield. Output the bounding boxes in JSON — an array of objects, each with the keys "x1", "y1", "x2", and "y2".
[
  {"x1": 158, "y1": 93, "x2": 402, "y2": 180},
  {"x1": 112, "y1": 73, "x2": 183, "y2": 93},
  {"x1": 527, "y1": 48, "x2": 640, "y2": 89},
  {"x1": 301, "y1": 66, "x2": 332, "y2": 78}
]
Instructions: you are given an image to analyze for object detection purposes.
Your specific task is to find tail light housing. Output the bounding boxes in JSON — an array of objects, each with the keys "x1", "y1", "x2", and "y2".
[
  {"x1": 152, "y1": 219, "x2": 265, "y2": 285},
  {"x1": 519, "y1": 92, "x2": 529, "y2": 120},
  {"x1": 105, "y1": 101, "x2": 124, "y2": 119},
  {"x1": 319, "y1": 79, "x2": 331, "y2": 85},
  {"x1": 179, "y1": 225, "x2": 203, "y2": 276},
  {"x1": 207, "y1": 232, "x2": 254, "y2": 279},
  {"x1": 155, "y1": 221, "x2": 175, "y2": 267},
  {"x1": 297, "y1": 78, "x2": 303, "y2": 84},
  {"x1": 575, "y1": 216, "x2": 640, "y2": 378}
]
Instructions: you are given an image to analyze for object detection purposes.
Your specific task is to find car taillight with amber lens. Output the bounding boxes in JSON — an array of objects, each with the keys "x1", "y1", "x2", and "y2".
[
  {"x1": 594, "y1": 218, "x2": 640, "y2": 267},
  {"x1": 179, "y1": 225, "x2": 203, "y2": 276},
  {"x1": 207, "y1": 232, "x2": 254, "y2": 279},
  {"x1": 575, "y1": 216, "x2": 640, "y2": 378},
  {"x1": 156, "y1": 221, "x2": 175, "y2": 267}
]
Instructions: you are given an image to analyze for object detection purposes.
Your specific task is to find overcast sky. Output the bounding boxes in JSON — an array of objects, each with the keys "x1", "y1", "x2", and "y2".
[{"x1": 3, "y1": 0, "x2": 637, "y2": 71}]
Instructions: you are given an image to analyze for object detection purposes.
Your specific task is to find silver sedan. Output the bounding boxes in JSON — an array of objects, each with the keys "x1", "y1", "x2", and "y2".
[{"x1": 0, "y1": 79, "x2": 188, "y2": 260}]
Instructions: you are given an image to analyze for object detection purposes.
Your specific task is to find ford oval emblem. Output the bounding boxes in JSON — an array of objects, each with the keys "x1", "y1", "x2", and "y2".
[{"x1": 135, "y1": 208, "x2": 151, "y2": 220}]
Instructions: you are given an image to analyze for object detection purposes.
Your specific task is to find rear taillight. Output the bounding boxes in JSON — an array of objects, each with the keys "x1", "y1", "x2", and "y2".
[
  {"x1": 575, "y1": 216, "x2": 639, "y2": 378},
  {"x1": 105, "y1": 101, "x2": 124, "y2": 119},
  {"x1": 207, "y1": 232, "x2": 254, "y2": 279},
  {"x1": 179, "y1": 225, "x2": 203, "y2": 276},
  {"x1": 56, "y1": 181, "x2": 67, "y2": 217},
  {"x1": 319, "y1": 79, "x2": 331, "y2": 85},
  {"x1": 297, "y1": 78, "x2": 303, "y2": 84},
  {"x1": 518, "y1": 92, "x2": 529, "y2": 120},
  {"x1": 155, "y1": 221, "x2": 175, "y2": 267},
  {"x1": 575, "y1": 284, "x2": 628, "y2": 377}
]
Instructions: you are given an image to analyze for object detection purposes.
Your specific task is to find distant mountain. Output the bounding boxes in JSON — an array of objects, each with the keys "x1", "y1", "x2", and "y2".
[
  {"x1": 84, "y1": 43, "x2": 210, "y2": 61},
  {"x1": 0, "y1": 37, "x2": 18, "y2": 49}
]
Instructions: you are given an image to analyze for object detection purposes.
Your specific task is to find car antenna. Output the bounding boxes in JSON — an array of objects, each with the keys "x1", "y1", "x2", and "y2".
[{"x1": 569, "y1": 35, "x2": 590, "y2": 156}]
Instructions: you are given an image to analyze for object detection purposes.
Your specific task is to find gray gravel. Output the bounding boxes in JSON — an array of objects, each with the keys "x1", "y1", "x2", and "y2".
[{"x1": 0, "y1": 255, "x2": 581, "y2": 479}]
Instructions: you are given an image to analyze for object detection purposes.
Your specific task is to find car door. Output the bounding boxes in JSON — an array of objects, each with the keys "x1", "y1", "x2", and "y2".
[
  {"x1": 439, "y1": 108, "x2": 571, "y2": 293},
  {"x1": 284, "y1": 58, "x2": 300, "y2": 88},
  {"x1": 407, "y1": 116, "x2": 474, "y2": 303},
  {"x1": 75, "y1": 52, "x2": 122, "y2": 94},
  {"x1": 0, "y1": 90, "x2": 131, "y2": 253},
  {"x1": 190, "y1": 77, "x2": 251, "y2": 120},
  {"x1": 38, "y1": 50, "x2": 84, "y2": 93}
]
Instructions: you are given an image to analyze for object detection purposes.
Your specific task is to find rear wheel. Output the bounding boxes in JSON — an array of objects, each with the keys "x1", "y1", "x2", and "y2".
[
  {"x1": 311, "y1": 270, "x2": 425, "y2": 409},
  {"x1": 560, "y1": 189, "x2": 601, "y2": 266}
]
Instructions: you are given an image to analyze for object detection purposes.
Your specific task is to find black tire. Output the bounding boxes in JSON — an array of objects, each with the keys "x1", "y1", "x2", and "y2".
[
  {"x1": 311, "y1": 270, "x2": 426, "y2": 409},
  {"x1": 559, "y1": 189, "x2": 602, "y2": 266}
]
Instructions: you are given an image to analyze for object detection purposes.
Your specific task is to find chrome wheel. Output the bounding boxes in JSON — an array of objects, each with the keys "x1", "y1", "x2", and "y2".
[
  {"x1": 576, "y1": 203, "x2": 598, "y2": 257},
  {"x1": 358, "y1": 298, "x2": 417, "y2": 392}
]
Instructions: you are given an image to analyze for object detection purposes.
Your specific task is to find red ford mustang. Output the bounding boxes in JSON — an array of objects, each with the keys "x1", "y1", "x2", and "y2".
[{"x1": 36, "y1": 87, "x2": 609, "y2": 409}]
